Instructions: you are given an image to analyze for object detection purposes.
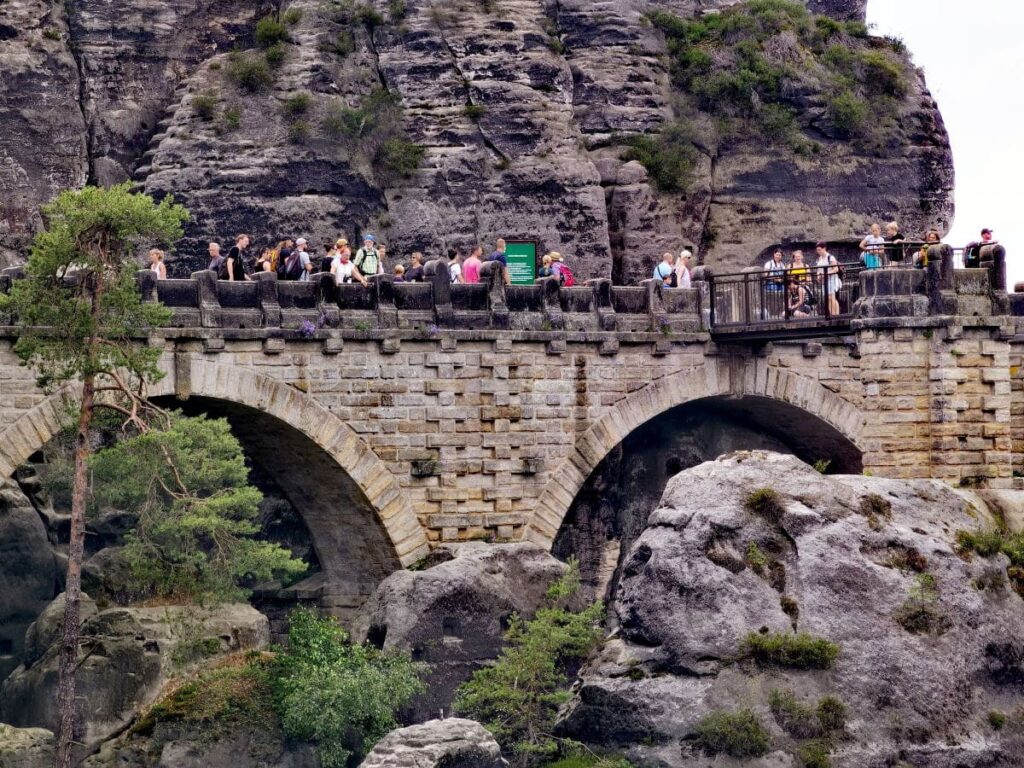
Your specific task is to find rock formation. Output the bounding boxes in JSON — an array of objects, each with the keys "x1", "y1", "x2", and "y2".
[
  {"x1": 0, "y1": 602, "x2": 269, "y2": 754},
  {"x1": 0, "y1": 0, "x2": 952, "y2": 281},
  {"x1": 0, "y1": 723, "x2": 54, "y2": 768},
  {"x1": 557, "y1": 452, "x2": 1024, "y2": 766},
  {"x1": 352, "y1": 541, "x2": 567, "y2": 720},
  {"x1": 361, "y1": 718, "x2": 509, "y2": 768}
]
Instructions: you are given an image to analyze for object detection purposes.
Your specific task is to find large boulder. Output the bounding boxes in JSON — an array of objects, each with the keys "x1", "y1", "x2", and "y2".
[
  {"x1": 360, "y1": 718, "x2": 508, "y2": 768},
  {"x1": 21, "y1": 591, "x2": 98, "y2": 667},
  {"x1": 0, "y1": 480, "x2": 58, "y2": 682},
  {"x1": 558, "y1": 452, "x2": 1024, "y2": 766},
  {"x1": 0, "y1": 723, "x2": 53, "y2": 768},
  {"x1": 0, "y1": 603, "x2": 269, "y2": 754},
  {"x1": 352, "y1": 542, "x2": 566, "y2": 720}
]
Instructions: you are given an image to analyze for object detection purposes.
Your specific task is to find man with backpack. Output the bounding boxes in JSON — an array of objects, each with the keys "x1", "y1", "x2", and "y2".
[{"x1": 354, "y1": 234, "x2": 383, "y2": 278}]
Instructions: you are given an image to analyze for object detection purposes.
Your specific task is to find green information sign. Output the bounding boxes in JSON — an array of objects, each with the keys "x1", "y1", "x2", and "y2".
[{"x1": 505, "y1": 240, "x2": 538, "y2": 285}]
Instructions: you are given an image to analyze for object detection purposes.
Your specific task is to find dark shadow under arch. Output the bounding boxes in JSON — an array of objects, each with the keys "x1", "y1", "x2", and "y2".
[{"x1": 552, "y1": 395, "x2": 863, "y2": 600}]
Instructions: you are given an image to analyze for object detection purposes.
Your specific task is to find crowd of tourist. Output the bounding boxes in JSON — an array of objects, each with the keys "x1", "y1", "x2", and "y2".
[{"x1": 178, "y1": 234, "x2": 583, "y2": 289}]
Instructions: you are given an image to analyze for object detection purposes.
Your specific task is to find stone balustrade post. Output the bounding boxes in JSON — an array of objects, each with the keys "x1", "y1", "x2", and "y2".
[
  {"x1": 640, "y1": 278, "x2": 668, "y2": 332},
  {"x1": 190, "y1": 269, "x2": 221, "y2": 328},
  {"x1": 254, "y1": 271, "x2": 282, "y2": 328},
  {"x1": 535, "y1": 275, "x2": 564, "y2": 330},
  {"x1": 368, "y1": 273, "x2": 398, "y2": 328},
  {"x1": 314, "y1": 272, "x2": 340, "y2": 328},
  {"x1": 585, "y1": 278, "x2": 616, "y2": 331},
  {"x1": 134, "y1": 269, "x2": 158, "y2": 303},
  {"x1": 479, "y1": 261, "x2": 509, "y2": 328},
  {"x1": 424, "y1": 259, "x2": 453, "y2": 326}
]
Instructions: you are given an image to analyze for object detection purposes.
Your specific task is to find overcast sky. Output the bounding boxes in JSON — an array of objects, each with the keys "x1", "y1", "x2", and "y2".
[{"x1": 867, "y1": 1, "x2": 1024, "y2": 286}]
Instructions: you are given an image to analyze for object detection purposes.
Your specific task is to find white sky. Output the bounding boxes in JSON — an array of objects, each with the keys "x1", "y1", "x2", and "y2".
[{"x1": 868, "y1": 0, "x2": 1024, "y2": 287}]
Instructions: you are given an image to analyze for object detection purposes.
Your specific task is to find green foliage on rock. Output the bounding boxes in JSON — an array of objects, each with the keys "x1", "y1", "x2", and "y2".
[
  {"x1": 455, "y1": 561, "x2": 605, "y2": 766},
  {"x1": 375, "y1": 138, "x2": 424, "y2": 178},
  {"x1": 647, "y1": 0, "x2": 914, "y2": 153},
  {"x1": 621, "y1": 121, "x2": 698, "y2": 193},
  {"x1": 744, "y1": 487, "x2": 786, "y2": 523},
  {"x1": 88, "y1": 413, "x2": 307, "y2": 602},
  {"x1": 894, "y1": 573, "x2": 951, "y2": 634},
  {"x1": 693, "y1": 708, "x2": 770, "y2": 758},
  {"x1": 283, "y1": 92, "x2": 312, "y2": 117},
  {"x1": 742, "y1": 631, "x2": 840, "y2": 669},
  {"x1": 227, "y1": 53, "x2": 273, "y2": 92},
  {"x1": 192, "y1": 91, "x2": 219, "y2": 121},
  {"x1": 255, "y1": 15, "x2": 288, "y2": 47},
  {"x1": 321, "y1": 89, "x2": 424, "y2": 179},
  {"x1": 272, "y1": 608, "x2": 423, "y2": 768}
]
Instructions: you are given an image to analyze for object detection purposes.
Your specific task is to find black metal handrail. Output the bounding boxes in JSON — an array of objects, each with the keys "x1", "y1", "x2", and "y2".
[{"x1": 709, "y1": 263, "x2": 865, "y2": 330}]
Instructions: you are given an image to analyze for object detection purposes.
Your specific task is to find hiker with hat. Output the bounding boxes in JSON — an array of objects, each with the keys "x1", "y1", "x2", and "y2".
[
  {"x1": 293, "y1": 237, "x2": 314, "y2": 282},
  {"x1": 965, "y1": 227, "x2": 996, "y2": 268},
  {"x1": 354, "y1": 234, "x2": 383, "y2": 277},
  {"x1": 547, "y1": 251, "x2": 575, "y2": 286}
]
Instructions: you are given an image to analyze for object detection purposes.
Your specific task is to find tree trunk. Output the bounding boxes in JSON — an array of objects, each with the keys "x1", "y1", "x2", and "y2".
[{"x1": 53, "y1": 374, "x2": 95, "y2": 768}]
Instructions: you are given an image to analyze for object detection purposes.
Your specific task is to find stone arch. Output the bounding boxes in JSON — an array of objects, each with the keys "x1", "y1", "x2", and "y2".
[
  {"x1": 0, "y1": 358, "x2": 429, "y2": 568},
  {"x1": 527, "y1": 360, "x2": 865, "y2": 545}
]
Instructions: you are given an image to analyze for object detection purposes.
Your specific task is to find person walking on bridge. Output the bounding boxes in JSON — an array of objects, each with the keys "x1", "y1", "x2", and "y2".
[
  {"x1": 654, "y1": 252, "x2": 676, "y2": 286},
  {"x1": 355, "y1": 234, "x2": 383, "y2": 277},
  {"x1": 815, "y1": 241, "x2": 841, "y2": 316}
]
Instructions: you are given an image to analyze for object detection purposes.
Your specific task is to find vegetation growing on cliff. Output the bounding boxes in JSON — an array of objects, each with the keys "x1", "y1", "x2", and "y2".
[
  {"x1": 455, "y1": 561, "x2": 605, "y2": 766},
  {"x1": 742, "y1": 631, "x2": 840, "y2": 669},
  {"x1": 631, "y1": 0, "x2": 915, "y2": 192}
]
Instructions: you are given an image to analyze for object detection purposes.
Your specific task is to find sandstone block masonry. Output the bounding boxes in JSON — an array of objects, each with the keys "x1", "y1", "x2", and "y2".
[{"x1": 0, "y1": 249, "x2": 1021, "y2": 562}]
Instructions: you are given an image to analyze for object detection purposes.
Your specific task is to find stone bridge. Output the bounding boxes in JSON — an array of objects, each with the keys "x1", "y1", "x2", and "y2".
[{"x1": 1, "y1": 252, "x2": 1022, "y2": 617}]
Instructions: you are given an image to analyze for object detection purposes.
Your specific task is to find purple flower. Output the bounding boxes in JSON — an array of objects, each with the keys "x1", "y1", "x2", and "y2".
[
  {"x1": 427, "y1": 324, "x2": 439, "y2": 336},
  {"x1": 299, "y1": 320, "x2": 316, "y2": 338}
]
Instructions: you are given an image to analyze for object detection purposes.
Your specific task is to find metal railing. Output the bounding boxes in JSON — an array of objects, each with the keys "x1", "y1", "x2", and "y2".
[{"x1": 710, "y1": 263, "x2": 865, "y2": 330}]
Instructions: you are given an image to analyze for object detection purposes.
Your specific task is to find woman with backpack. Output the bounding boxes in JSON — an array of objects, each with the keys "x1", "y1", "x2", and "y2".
[{"x1": 549, "y1": 252, "x2": 575, "y2": 286}]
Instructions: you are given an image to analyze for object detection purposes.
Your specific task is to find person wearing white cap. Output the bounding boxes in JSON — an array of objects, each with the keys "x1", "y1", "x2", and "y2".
[
  {"x1": 675, "y1": 249, "x2": 693, "y2": 289},
  {"x1": 294, "y1": 237, "x2": 313, "y2": 282}
]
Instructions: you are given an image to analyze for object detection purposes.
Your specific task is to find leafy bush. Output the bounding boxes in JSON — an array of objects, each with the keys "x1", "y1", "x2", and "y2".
[
  {"x1": 827, "y1": 89, "x2": 867, "y2": 137},
  {"x1": 693, "y1": 709, "x2": 770, "y2": 758},
  {"x1": 375, "y1": 138, "x2": 424, "y2": 177},
  {"x1": 988, "y1": 710, "x2": 1006, "y2": 730},
  {"x1": 797, "y1": 739, "x2": 832, "y2": 768},
  {"x1": 358, "y1": 4, "x2": 384, "y2": 29},
  {"x1": 455, "y1": 561, "x2": 604, "y2": 765},
  {"x1": 227, "y1": 53, "x2": 273, "y2": 92},
  {"x1": 283, "y1": 92, "x2": 312, "y2": 117},
  {"x1": 331, "y1": 30, "x2": 355, "y2": 57},
  {"x1": 858, "y1": 493, "x2": 892, "y2": 531},
  {"x1": 816, "y1": 695, "x2": 847, "y2": 731},
  {"x1": 769, "y1": 689, "x2": 821, "y2": 739},
  {"x1": 89, "y1": 414, "x2": 307, "y2": 602},
  {"x1": 742, "y1": 631, "x2": 840, "y2": 669},
  {"x1": 43, "y1": 27, "x2": 62, "y2": 41},
  {"x1": 273, "y1": 608, "x2": 423, "y2": 768},
  {"x1": 621, "y1": 121, "x2": 698, "y2": 193},
  {"x1": 192, "y1": 91, "x2": 219, "y2": 121},
  {"x1": 956, "y1": 528, "x2": 1008, "y2": 558},
  {"x1": 283, "y1": 7, "x2": 303, "y2": 25},
  {"x1": 746, "y1": 542, "x2": 769, "y2": 574},
  {"x1": 744, "y1": 487, "x2": 786, "y2": 523},
  {"x1": 255, "y1": 15, "x2": 288, "y2": 47},
  {"x1": 388, "y1": 0, "x2": 407, "y2": 21},
  {"x1": 221, "y1": 106, "x2": 242, "y2": 131},
  {"x1": 264, "y1": 42, "x2": 287, "y2": 69},
  {"x1": 895, "y1": 573, "x2": 950, "y2": 635},
  {"x1": 546, "y1": 755, "x2": 633, "y2": 768},
  {"x1": 464, "y1": 103, "x2": 487, "y2": 121},
  {"x1": 288, "y1": 120, "x2": 311, "y2": 144}
]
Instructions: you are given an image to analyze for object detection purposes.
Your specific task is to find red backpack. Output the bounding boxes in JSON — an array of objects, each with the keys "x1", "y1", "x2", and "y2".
[{"x1": 559, "y1": 264, "x2": 575, "y2": 287}]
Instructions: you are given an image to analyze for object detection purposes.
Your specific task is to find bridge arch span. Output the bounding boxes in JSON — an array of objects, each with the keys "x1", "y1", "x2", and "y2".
[
  {"x1": 0, "y1": 358, "x2": 430, "y2": 572},
  {"x1": 527, "y1": 361, "x2": 866, "y2": 546}
]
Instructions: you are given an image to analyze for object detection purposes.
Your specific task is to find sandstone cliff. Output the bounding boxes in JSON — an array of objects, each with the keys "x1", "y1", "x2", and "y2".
[{"x1": 0, "y1": 0, "x2": 950, "y2": 280}]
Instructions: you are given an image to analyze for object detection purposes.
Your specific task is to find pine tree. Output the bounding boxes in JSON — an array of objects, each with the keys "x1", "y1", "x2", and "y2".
[{"x1": 0, "y1": 183, "x2": 188, "y2": 768}]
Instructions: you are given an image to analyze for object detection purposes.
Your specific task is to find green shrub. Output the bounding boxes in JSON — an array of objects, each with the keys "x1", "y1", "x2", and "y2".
[
  {"x1": 455, "y1": 561, "x2": 604, "y2": 764},
  {"x1": 375, "y1": 138, "x2": 424, "y2": 177},
  {"x1": 264, "y1": 42, "x2": 286, "y2": 69},
  {"x1": 827, "y1": 89, "x2": 867, "y2": 137},
  {"x1": 895, "y1": 573, "x2": 950, "y2": 635},
  {"x1": 956, "y1": 528, "x2": 1007, "y2": 558},
  {"x1": 43, "y1": 27, "x2": 62, "y2": 41},
  {"x1": 746, "y1": 542, "x2": 769, "y2": 574},
  {"x1": 358, "y1": 5, "x2": 384, "y2": 29},
  {"x1": 464, "y1": 103, "x2": 486, "y2": 121},
  {"x1": 769, "y1": 689, "x2": 821, "y2": 738},
  {"x1": 988, "y1": 710, "x2": 1006, "y2": 730},
  {"x1": 816, "y1": 695, "x2": 847, "y2": 731},
  {"x1": 332, "y1": 30, "x2": 355, "y2": 57},
  {"x1": 192, "y1": 91, "x2": 219, "y2": 121},
  {"x1": 220, "y1": 106, "x2": 242, "y2": 131},
  {"x1": 621, "y1": 121, "x2": 698, "y2": 193},
  {"x1": 742, "y1": 631, "x2": 840, "y2": 669},
  {"x1": 388, "y1": 0, "x2": 407, "y2": 21},
  {"x1": 227, "y1": 54, "x2": 273, "y2": 92},
  {"x1": 283, "y1": 92, "x2": 312, "y2": 117},
  {"x1": 283, "y1": 7, "x2": 303, "y2": 25},
  {"x1": 858, "y1": 493, "x2": 893, "y2": 531},
  {"x1": 744, "y1": 487, "x2": 786, "y2": 523},
  {"x1": 255, "y1": 15, "x2": 288, "y2": 47},
  {"x1": 693, "y1": 709, "x2": 770, "y2": 758},
  {"x1": 288, "y1": 120, "x2": 311, "y2": 144},
  {"x1": 273, "y1": 608, "x2": 423, "y2": 768},
  {"x1": 546, "y1": 756, "x2": 633, "y2": 768},
  {"x1": 860, "y1": 50, "x2": 908, "y2": 98},
  {"x1": 797, "y1": 739, "x2": 832, "y2": 768}
]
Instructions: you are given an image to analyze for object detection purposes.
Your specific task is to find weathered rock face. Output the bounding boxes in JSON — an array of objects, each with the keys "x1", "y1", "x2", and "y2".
[
  {"x1": 352, "y1": 542, "x2": 566, "y2": 720},
  {"x1": 361, "y1": 718, "x2": 508, "y2": 768},
  {"x1": 0, "y1": 0, "x2": 950, "y2": 282},
  {"x1": 0, "y1": 603, "x2": 269, "y2": 754},
  {"x1": 0, "y1": 723, "x2": 54, "y2": 768},
  {"x1": 557, "y1": 452, "x2": 1024, "y2": 766},
  {"x1": 0, "y1": 481, "x2": 58, "y2": 682}
]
